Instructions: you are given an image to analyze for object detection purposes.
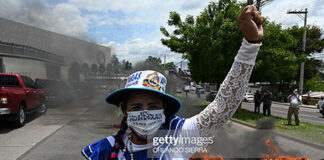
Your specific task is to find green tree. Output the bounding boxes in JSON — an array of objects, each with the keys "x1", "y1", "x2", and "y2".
[
  {"x1": 111, "y1": 54, "x2": 121, "y2": 75},
  {"x1": 304, "y1": 75, "x2": 324, "y2": 92},
  {"x1": 288, "y1": 25, "x2": 324, "y2": 82},
  {"x1": 134, "y1": 56, "x2": 163, "y2": 72},
  {"x1": 250, "y1": 21, "x2": 299, "y2": 84},
  {"x1": 121, "y1": 59, "x2": 132, "y2": 71},
  {"x1": 145, "y1": 56, "x2": 162, "y2": 66},
  {"x1": 303, "y1": 58, "x2": 322, "y2": 82},
  {"x1": 161, "y1": 0, "x2": 242, "y2": 86},
  {"x1": 161, "y1": 0, "x2": 323, "y2": 87},
  {"x1": 287, "y1": 25, "x2": 324, "y2": 56}
]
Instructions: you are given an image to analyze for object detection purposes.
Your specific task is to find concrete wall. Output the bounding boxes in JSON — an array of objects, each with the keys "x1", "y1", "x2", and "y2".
[
  {"x1": 0, "y1": 17, "x2": 111, "y2": 67},
  {"x1": 3, "y1": 57, "x2": 47, "y2": 79},
  {"x1": 61, "y1": 66, "x2": 69, "y2": 82}
]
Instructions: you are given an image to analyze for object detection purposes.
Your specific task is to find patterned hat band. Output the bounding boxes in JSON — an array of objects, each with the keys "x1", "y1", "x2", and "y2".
[{"x1": 125, "y1": 70, "x2": 167, "y2": 92}]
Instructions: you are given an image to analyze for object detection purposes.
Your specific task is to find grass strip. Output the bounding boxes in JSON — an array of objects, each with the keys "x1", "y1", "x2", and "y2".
[{"x1": 196, "y1": 102, "x2": 324, "y2": 145}]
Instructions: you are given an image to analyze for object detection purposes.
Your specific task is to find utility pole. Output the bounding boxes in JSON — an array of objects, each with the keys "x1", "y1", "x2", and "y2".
[
  {"x1": 287, "y1": 8, "x2": 308, "y2": 95},
  {"x1": 164, "y1": 53, "x2": 166, "y2": 69}
]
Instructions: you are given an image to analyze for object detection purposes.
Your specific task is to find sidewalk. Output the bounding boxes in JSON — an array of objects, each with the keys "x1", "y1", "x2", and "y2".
[
  {"x1": 230, "y1": 119, "x2": 324, "y2": 153},
  {"x1": 272, "y1": 101, "x2": 318, "y2": 109},
  {"x1": 179, "y1": 91, "x2": 318, "y2": 110}
]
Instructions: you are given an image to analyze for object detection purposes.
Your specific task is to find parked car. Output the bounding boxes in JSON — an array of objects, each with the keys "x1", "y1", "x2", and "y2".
[
  {"x1": 35, "y1": 79, "x2": 75, "y2": 105},
  {"x1": 317, "y1": 99, "x2": 324, "y2": 117},
  {"x1": 206, "y1": 91, "x2": 217, "y2": 102},
  {"x1": 0, "y1": 74, "x2": 47, "y2": 127},
  {"x1": 243, "y1": 93, "x2": 254, "y2": 102}
]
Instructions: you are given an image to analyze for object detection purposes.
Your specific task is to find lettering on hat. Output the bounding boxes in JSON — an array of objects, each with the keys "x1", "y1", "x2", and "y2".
[{"x1": 127, "y1": 72, "x2": 142, "y2": 83}]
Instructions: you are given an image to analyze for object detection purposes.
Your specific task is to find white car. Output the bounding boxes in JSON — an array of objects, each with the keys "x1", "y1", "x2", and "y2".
[{"x1": 243, "y1": 93, "x2": 254, "y2": 102}]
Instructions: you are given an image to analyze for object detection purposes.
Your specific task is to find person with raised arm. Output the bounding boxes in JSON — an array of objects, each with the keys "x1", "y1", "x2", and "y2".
[{"x1": 81, "y1": 5, "x2": 264, "y2": 160}]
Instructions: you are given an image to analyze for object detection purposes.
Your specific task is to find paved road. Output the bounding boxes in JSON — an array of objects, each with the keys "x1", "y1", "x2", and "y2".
[
  {"x1": 0, "y1": 95, "x2": 104, "y2": 160},
  {"x1": 241, "y1": 101, "x2": 324, "y2": 126},
  {"x1": 0, "y1": 91, "x2": 323, "y2": 160}
]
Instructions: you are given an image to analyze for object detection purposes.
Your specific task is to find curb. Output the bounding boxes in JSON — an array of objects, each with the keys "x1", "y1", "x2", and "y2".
[
  {"x1": 272, "y1": 101, "x2": 317, "y2": 110},
  {"x1": 230, "y1": 118, "x2": 324, "y2": 151}
]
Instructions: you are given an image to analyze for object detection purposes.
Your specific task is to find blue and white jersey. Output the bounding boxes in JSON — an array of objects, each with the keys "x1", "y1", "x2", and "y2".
[{"x1": 81, "y1": 115, "x2": 200, "y2": 160}]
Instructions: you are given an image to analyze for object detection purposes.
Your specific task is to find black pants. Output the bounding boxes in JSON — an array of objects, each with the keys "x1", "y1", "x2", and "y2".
[
  {"x1": 263, "y1": 103, "x2": 271, "y2": 116},
  {"x1": 254, "y1": 102, "x2": 260, "y2": 113}
]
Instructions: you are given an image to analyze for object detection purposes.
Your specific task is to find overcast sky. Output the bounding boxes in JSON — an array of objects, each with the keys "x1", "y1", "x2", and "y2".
[{"x1": 0, "y1": 0, "x2": 323, "y2": 65}]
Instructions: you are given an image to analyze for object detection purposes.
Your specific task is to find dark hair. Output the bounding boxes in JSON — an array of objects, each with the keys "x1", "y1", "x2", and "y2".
[
  {"x1": 108, "y1": 100, "x2": 128, "y2": 160},
  {"x1": 108, "y1": 117, "x2": 128, "y2": 160}
]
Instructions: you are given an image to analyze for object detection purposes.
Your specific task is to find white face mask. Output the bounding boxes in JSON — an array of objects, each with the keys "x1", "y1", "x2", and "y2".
[{"x1": 127, "y1": 109, "x2": 165, "y2": 139}]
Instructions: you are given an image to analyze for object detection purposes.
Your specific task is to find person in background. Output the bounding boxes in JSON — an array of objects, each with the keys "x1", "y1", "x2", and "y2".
[
  {"x1": 196, "y1": 88, "x2": 201, "y2": 97},
  {"x1": 278, "y1": 91, "x2": 283, "y2": 102},
  {"x1": 184, "y1": 84, "x2": 190, "y2": 97},
  {"x1": 262, "y1": 90, "x2": 272, "y2": 116},
  {"x1": 287, "y1": 90, "x2": 300, "y2": 126},
  {"x1": 254, "y1": 90, "x2": 261, "y2": 113},
  {"x1": 305, "y1": 93, "x2": 311, "y2": 105}
]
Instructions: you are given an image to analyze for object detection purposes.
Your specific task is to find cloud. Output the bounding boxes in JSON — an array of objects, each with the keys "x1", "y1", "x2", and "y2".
[
  {"x1": 104, "y1": 37, "x2": 183, "y2": 65},
  {"x1": 68, "y1": 0, "x2": 211, "y2": 26},
  {"x1": 0, "y1": 0, "x2": 90, "y2": 40},
  {"x1": 262, "y1": 0, "x2": 324, "y2": 28},
  {"x1": 68, "y1": 0, "x2": 156, "y2": 13},
  {"x1": 98, "y1": 17, "x2": 145, "y2": 26},
  {"x1": 68, "y1": 0, "x2": 209, "y2": 13}
]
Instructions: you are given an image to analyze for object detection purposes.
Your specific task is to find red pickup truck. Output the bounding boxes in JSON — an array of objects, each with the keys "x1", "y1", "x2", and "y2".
[{"x1": 0, "y1": 73, "x2": 47, "y2": 127}]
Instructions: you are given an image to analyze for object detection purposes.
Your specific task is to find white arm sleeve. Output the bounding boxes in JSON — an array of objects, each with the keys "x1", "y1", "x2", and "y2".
[
  {"x1": 189, "y1": 38, "x2": 261, "y2": 137},
  {"x1": 165, "y1": 38, "x2": 261, "y2": 159}
]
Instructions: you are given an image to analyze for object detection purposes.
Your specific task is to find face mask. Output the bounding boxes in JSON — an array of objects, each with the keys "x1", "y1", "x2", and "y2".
[{"x1": 127, "y1": 109, "x2": 165, "y2": 139}]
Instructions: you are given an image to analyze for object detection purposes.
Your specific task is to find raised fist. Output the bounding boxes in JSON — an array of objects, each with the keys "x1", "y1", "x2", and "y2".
[{"x1": 238, "y1": 5, "x2": 264, "y2": 42}]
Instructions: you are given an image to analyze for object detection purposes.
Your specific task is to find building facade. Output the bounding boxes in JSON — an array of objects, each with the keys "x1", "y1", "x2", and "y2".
[{"x1": 0, "y1": 18, "x2": 111, "y2": 82}]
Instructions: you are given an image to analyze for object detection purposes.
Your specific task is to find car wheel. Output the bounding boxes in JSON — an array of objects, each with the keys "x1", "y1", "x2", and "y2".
[
  {"x1": 14, "y1": 105, "x2": 26, "y2": 127},
  {"x1": 38, "y1": 101, "x2": 47, "y2": 114}
]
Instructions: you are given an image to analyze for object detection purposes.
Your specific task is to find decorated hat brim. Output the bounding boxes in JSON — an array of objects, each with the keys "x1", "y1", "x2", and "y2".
[{"x1": 105, "y1": 87, "x2": 182, "y2": 115}]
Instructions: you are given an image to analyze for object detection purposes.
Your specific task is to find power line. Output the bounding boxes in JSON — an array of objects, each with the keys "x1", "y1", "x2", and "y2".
[
  {"x1": 277, "y1": 14, "x2": 293, "y2": 24},
  {"x1": 274, "y1": 13, "x2": 289, "y2": 22}
]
